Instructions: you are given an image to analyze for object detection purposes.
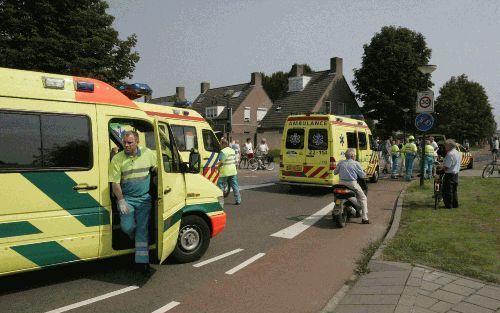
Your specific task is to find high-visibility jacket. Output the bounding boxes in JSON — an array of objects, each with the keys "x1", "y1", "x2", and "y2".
[
  {"x1": 219, "y1": 147, "x2": 237, "y2": 177},
  {"x1": 403, "y1": 142, "x2": 418, "y2": 156},
  {"x1": 391, "y1": 144, "x2": 400, "y2": 156},
  {"x1": 425, "y1": 144, "x2": 435, "y2": 156}
]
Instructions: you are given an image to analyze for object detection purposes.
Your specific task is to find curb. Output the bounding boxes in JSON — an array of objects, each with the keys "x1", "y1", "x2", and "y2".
[{"x1": 318, "y1": 187, "x2": 407, "y2": 313}]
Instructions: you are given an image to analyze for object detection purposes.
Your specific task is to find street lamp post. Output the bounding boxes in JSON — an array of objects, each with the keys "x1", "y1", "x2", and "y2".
[
  {"x1": 403, "y1": 108, "x2": 410, "y2": 144},
  {"x1": 223, "y1": 89, "x2": 234, "y2": 141},
  {"x1": 417, "y1": 64, "x2": 437, "y2": 187}
]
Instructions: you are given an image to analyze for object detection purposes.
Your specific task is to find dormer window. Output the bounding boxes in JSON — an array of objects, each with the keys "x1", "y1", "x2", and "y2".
[{"x1": 288, "y1": 76, "x2": 311, "y2": 92}]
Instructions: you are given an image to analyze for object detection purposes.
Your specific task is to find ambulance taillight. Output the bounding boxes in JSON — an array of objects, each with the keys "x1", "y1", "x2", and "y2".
[{"x1": 329, "y1": 157, "x2": 337, "y2": 170}]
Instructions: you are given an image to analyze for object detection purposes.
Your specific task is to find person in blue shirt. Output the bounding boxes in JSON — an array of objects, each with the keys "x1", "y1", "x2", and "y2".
[{"x1": 334, "y1": 148, "x2": 370, "y2": 224}]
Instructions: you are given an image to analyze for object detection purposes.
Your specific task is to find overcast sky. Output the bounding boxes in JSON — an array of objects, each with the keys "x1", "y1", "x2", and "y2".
[{"x1": 107, "y1": 0, "x2": 499, "y2": 126}]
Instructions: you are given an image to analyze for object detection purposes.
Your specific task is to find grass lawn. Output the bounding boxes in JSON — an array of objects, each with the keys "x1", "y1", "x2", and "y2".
[{"x1": 383, "y1": 177, "x2": 500, "y2": 283}]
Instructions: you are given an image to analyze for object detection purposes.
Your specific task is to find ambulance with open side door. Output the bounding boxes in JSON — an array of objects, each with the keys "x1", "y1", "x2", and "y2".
[
  {"x1": 280, "y1": 113, "x2": 379, "y2": 187},
  {"x1": 0, "y1": 67, "x2": 226, "y2": 276}
]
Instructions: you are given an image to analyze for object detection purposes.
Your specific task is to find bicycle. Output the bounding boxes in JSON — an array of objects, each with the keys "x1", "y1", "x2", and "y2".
[
  {"x1": 249, "y1": 154, "x2": 275, "y2": 171},
  {"x1": 482, "y1": 160, "x2": 500, "y2": 178},
  {"x1": 238, "y1": 153, "x2": 251, "y2": 169},
  {"x1": 433, "y1": 172, "x2": 444, "y2": 210}
]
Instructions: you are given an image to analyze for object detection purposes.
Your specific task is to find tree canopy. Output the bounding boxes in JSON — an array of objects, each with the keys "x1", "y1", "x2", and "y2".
[
  {"x1": 0, "y1": 0, "x2": 139, "y2": 86},
  {"x1": 353, "y1": 26, "x2": 432, "y2": 135},
  {"x1": 262, "y1": 64, "x2": 312, "y2": 102},
  {"x1": 435, "y1": 74, "x2": 496, "y2": 142}
]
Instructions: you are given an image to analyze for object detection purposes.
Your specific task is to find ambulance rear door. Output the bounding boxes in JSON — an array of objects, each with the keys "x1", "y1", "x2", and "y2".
[
  {"x1": 356, "y1": 129, "x2": 370, "y2": 172},
  {"x1": 282, "y1": 126, "x2": 306, "y2": 175},
  {"x1": 304, "y1": 126, "x2": 330, "y2": 180}
]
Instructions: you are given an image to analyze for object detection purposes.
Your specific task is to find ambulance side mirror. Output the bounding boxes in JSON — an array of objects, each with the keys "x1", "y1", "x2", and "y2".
[{"x1": 188, "y1": 149, "x2": 201, "y2": 173}]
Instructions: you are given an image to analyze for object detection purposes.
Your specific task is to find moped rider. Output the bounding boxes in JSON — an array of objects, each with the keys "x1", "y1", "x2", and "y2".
[{"x1": 334, "y1": 148, "x2": 370, "y2": 224}]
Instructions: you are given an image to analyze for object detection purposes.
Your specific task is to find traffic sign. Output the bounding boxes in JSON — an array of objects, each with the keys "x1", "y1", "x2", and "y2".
[
  {"x1": 416, "y1": 90, "x2": 434, "y2": 113},
  {"x1": 415, "y1": 113, "x2": 434, "y2": 132}
]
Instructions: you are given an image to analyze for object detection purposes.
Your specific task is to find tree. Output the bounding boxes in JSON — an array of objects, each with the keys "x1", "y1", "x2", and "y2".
[
  {"x1": 353, "y1": 26, "x2": 432, "y2": 134},
  {"x1": 435, "y1": 75, "x2": 496, "y2": 143},
  {"x1": 262, "y1": 64, "x2": 312, "y2": 102},
  {"x1": 0, "y1": 0, "x2": 139, "y2": 86}
]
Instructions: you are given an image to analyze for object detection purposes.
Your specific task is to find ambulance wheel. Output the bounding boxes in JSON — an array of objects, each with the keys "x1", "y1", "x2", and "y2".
[
  {"x1": 172, "y1": 215, "x2": 210, "y2": 263},
  {"x1": 334, "y1": 211, "x2": 347, "y2": 228},
  {"x1": 467, "y1": 159, "x2": 473, "y2": 169},
  {"x1": 369, "y1": 168, "x2": 379, "y2": 183}
]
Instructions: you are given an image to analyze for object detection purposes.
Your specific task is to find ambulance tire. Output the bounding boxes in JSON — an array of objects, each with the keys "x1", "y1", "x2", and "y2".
[
  {"x1": 467, "y1": 159, "x2": 473, "y2": 169},
  {"x1": 172, "y1": 215, "x2": 210, "y2": 263},
  {"x1": 369, "y1": 168, "x2": 379, "y2": 183}
]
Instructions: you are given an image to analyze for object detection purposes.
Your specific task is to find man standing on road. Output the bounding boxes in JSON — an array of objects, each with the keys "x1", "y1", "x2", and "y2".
[
  {"x1": 424, "y1": 140, "x2": 435, "y2": 179},
  {"x1": 492, "y1": 137, "x2": 499, "y2": 161},
  {"x1": 441, "y1": 139, "x2": 461, "y2": 209},
  {"x1": 218, "y1": 138, "x2": 241, "y2": 205},
  {"x1": 109, "y1": 131, "x2": 157, "y2": 274},
  {"x1": 383, "y1": 136, "x2": 393, "y2": 174},
  {"x1": 402, "y1": 136, "x2": 418, "y2": 181},
  {"x1": 334, "y1": 148, "x2": 369, "y2": 224},
  {"x1": 391, "y1": 139, "x2": 400, "y2": 179}
]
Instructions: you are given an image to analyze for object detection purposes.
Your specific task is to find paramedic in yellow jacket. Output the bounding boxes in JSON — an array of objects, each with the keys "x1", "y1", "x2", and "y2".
[
  {"x1": 424, "y1": 140, "x2": 435, "y2": 179},
  {"x1": 390, "y1": 139, "x2": 400, "y2": 179},
  {"x1": 109, "y1": 131, "x2": 157, "y2": 274},
  {"x1": 217, "y1": 138, "x2": 241, "y2": 205},
  {"x1": 402, "y1": 136, "x2": 418, "y2": 181}
]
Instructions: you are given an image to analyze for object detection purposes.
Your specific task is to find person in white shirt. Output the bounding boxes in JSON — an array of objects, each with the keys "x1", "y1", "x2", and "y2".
[
  {"x1": 243, "y1": 138, "x2": 253, "y2": 158},
  {"x1": 492, "y1": 137, "x2": 499, "y2": 161},
  {"x1": 230, "y1": 139, "x2": 241, "y2": 165},
  {"x1": 256, "y1": 138, "x2": 269, "y2": 156},
  {"x1": 441, "y1": 139, "x2": 462, "y2": 209}
]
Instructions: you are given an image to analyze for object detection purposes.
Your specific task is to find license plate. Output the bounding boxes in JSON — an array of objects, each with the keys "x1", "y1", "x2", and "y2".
[{"x1": 286, "y1": 165, "x2": 303, "y2": 172}]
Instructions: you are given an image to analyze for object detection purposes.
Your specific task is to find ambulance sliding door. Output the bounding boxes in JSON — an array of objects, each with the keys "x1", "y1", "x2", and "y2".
[{"x1": 356, "y1": 130, "x2": 370, "y2": 171}]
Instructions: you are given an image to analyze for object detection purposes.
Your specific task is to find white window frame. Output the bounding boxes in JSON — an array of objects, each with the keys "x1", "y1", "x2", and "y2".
[
  {"x1": 244, "y1": 107, "x2": 251, "y2": 122},
  {"x1": 257, "y1": 107, "x2": 268, "y2": 122}
]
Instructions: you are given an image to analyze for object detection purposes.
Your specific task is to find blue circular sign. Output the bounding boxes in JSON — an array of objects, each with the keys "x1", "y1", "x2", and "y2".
[{"x1": 415, "y1": 113, "x2": 434, "y2": 132}]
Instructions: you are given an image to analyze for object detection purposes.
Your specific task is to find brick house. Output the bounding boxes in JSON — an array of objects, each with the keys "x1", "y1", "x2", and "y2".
[
  {"x1": 259, "y1": 57, "x2": 364, "y2": 148},
  {"x1": 191, "y1": 72, "x2": 273, "y2": 144}
]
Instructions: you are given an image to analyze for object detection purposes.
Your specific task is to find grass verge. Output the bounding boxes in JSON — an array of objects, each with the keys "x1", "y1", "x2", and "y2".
[
  {"x1": 383, "y1": 177, "x2": 500, "y2": 283},
  {"x1": 354, "y1": 240, "x2": 382, "y2": 276}
]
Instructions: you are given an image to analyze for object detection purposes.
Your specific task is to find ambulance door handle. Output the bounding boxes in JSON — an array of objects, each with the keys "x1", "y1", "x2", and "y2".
[
  {"x1": 203, "y1": 157, "x2": 210, "y2": 160},
  {"x1": 164, "y1": 187, "x2": 172, "y2": 194},
  {"x1": 73, "y1": 184, "x2": 97, "y2": 191}
]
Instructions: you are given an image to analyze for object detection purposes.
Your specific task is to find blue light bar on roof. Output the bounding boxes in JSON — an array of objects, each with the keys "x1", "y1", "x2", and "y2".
[
  {"x1": 75, "y1": 81, "x2": 94, "y2": 92},
  {"x1": 117, "y1": 83, "x2": 152, "y2": 100}
]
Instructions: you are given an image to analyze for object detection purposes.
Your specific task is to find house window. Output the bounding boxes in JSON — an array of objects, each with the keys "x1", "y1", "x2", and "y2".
[
  {"x1": 232, "y1": 91, "x2": 242, "y2": 98},
  {"x1": 337, "y1": 102, "x2": 346, "y2": 115},
  {"x1": 244, "y1": 107, "x2": 250, "y2": 122},
  {"x1": 257, "y1": 108, "x2": 268, "y2": 122}
]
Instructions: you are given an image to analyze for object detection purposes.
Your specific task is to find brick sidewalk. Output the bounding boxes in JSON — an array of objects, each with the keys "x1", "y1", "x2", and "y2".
[{"x1": 332, "y1": 260, "x2": 500, "y2": 313}]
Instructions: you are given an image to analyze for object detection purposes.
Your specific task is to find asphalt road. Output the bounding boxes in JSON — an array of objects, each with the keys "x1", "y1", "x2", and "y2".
[{"x1": 0, "y1": 178, "x2": 406, "y2": 313}]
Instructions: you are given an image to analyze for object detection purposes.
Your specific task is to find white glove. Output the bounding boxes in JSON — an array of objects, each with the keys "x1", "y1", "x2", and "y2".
[{"x1": 118, "y1": 199, "x2": 130, "y2": 214}]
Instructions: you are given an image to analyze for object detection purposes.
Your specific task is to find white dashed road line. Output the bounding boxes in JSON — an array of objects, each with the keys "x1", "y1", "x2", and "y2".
[
  {"x1": 44, "y1": 285, "x2": 139, "y2": 313},
  {"x1": 270, "y1": 202, "x2": 335, "y2": 239},
  {"x1": 193, "y1": 248, "x2": 244, "y2": 268},
  {"x1": 151, "y1": 301, "x2": 181, "y2": 313},
  {"x1": 239, "y1": 182, "x2": 276, "y2": 191},
  {"x1": 225, "y1": 253, "x2": 266, "y2": 275}
]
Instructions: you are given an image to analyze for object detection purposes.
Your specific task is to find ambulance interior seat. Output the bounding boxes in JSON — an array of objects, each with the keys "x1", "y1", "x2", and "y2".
[{"x1": 108, "y1": 123, "x2": 156, "y2": 251}]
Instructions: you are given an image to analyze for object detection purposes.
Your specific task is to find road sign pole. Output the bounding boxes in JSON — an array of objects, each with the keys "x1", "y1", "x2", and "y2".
[{"x1": 420, "y1": 132, "x2": 426, "y2": 187}]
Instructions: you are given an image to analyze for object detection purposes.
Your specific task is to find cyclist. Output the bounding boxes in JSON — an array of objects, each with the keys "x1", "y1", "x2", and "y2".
[{"x1": 256, "y1": 138, "x2": 270, "y2": 170}]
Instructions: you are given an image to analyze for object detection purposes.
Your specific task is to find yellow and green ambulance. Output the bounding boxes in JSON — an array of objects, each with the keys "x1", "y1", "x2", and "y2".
[
  {"x1": 280, "y1": 114, "x2": 379, "y2": 187},
  {"x1": 0, "y1": 67, "x2": 226, "y2": 276}
]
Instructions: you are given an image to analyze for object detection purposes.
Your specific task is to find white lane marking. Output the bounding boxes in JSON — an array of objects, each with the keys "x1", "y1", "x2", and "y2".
[
  {"x1": 225, "y1": 253, "x2": 266, "y2": 275},
  {"x1": 44, "y1": 285, "x2": 139, "y2": 313},
  {"x1": 151, "y1": 301, "x2": 181, "y2": 313},
  {"x1": 239, "y1": 182, "x2": 276, "y2": 191},
  {"x1": 270, "y1": 202, "x2": 335, "y2": 239},
  {"x1": 193, "y1": 248, "x2": 244, "y2": 268}
]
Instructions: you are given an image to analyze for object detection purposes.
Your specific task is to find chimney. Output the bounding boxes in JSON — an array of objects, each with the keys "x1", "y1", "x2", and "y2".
[
  {"x1": 290, "y1": 64, "x2": 304, "y2": 77},
  {"x1": 176, "y1": 87, "x2": 185, "y2": 101},
  {"x1": 251, "y1": 72, "x2": 262, "y2": 86},
  {"x1": 201, "y1": 82, "x2": 210, "y2": 94},
  {"x1": 330, "y1": 57, "x2": 343, "y2": 76}
]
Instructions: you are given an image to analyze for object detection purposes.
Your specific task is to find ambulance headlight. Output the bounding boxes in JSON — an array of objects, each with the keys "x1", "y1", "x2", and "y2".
[{"x1": 217, "y1": 196, "x2": 224, "y2": 207}]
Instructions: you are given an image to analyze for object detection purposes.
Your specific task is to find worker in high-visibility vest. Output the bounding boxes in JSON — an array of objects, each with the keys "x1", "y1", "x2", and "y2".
[
  {"x1": 402, "y1": 136, "x2": 418, "y2": 181},
  {"x1": 218, "y1": 138, "x2": 241, "y2": 205},
  {"x1": 390, "y1": 139, "x2": 400, "y2": 179},
  {"x1": 424, "y1": 140, "x2": 435, "y2": 179}
]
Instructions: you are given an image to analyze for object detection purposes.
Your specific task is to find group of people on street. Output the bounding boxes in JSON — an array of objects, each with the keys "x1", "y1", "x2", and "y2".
[{"x1": 380, "y1": 136, "x2": 440, "y2": 181}]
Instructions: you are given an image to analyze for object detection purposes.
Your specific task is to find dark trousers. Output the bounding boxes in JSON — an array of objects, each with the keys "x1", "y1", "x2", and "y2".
[{"x1": 442, "y1": 173, "x2": 459, "y2": 208}]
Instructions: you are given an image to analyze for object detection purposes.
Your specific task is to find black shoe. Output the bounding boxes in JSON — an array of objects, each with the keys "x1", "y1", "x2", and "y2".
[
  {"x1": 361, "y1": 219, "x2": 371, "y2": 224},
  {"x1": 235, "y1": 202, "x2": 241, "y2": 205},
  {"x1": 136, "y1": 263, "x2": 151, "y2": 275}
]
